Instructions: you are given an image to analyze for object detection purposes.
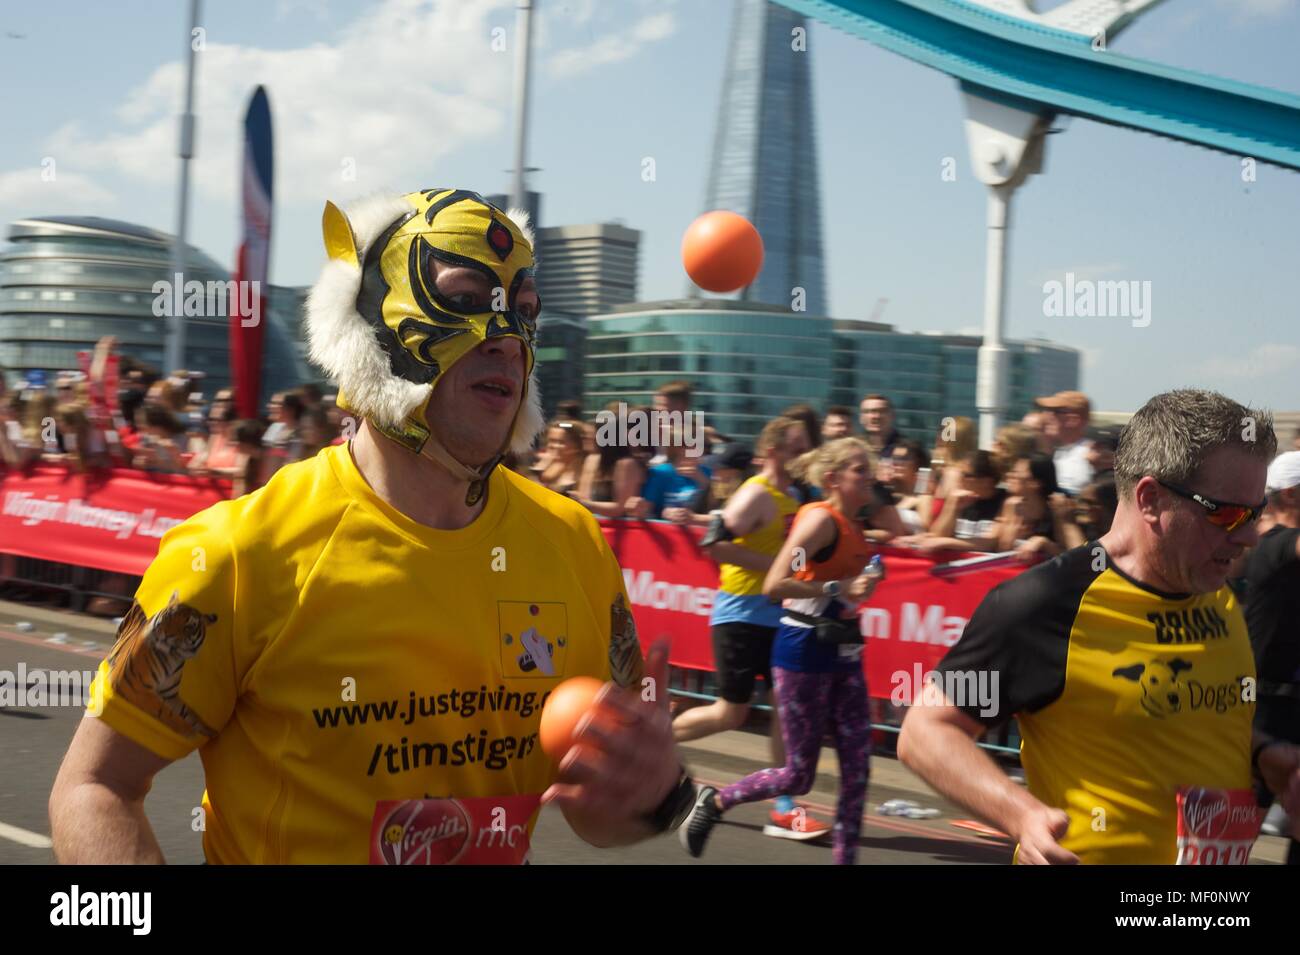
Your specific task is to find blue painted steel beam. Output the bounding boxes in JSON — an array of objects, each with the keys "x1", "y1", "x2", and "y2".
[{"x1": 778, "y1": 0, "x2": 1300, "y2": 170}]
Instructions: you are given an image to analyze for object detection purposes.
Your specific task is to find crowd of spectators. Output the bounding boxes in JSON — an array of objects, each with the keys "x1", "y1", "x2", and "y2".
[
  {"x1": 521, "y1": 382, "x2": 1138, "y2": 562},
  {"x1": 10, "y1": 348, "x2": 1300, "y2": 567},
  {"x1": 0, "y1": 340, "x2": 348, "y2": 497}
]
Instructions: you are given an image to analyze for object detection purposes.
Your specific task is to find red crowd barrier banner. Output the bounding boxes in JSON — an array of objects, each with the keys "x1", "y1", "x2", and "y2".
[
  {"x1": 0, "y1": 467, "x2": 231, "y2": 576},
  {"x1": 0, "y1": 466, "x2": 1024, "y2": 703},
  {"x1": 599, "y1": 520, "x2": 1026, "y2": 701}
]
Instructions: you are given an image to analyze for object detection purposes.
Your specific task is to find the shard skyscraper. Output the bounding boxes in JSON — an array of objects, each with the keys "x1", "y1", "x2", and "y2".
[{"x1": 697, "y1": 0, "x2": 828, "y2": 316}]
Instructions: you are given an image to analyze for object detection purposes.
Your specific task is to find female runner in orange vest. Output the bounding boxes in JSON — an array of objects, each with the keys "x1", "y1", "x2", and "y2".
[{"x1": 681, "y1": 438, "x2": 882, "y2": 864}]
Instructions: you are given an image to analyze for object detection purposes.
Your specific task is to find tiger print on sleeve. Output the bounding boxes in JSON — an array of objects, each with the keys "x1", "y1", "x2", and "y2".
[
  {"x1": 104, "y1": 590, "x2": 220, "y2": 740},
  {"x1": 607, "y1": 593, "x2": 644, "y2": 688}
]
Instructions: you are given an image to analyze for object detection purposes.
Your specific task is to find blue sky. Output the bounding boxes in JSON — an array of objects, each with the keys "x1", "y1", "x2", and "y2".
[{"x1": 1, "y1": 0, "x2": 1297, "y2": 412}]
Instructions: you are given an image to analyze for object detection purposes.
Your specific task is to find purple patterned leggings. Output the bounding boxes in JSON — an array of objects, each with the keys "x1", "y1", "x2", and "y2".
[{"x1": 718, "y1": 666, "x2": 872, "y2": 865}]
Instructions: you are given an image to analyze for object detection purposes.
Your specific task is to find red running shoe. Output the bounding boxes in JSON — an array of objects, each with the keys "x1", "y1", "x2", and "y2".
[{"x1": 764, "y1": 807, "x2": 832, "y2": 841}]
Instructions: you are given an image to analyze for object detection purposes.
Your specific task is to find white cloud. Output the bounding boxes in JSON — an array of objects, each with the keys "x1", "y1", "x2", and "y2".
[
  {"x1": 546, "y1": 11, "x2": 677, "y2": 79},
  {"x1": 17, "y1": 0, "x2": 518, "y2": 208},
  {"x1": 1191, "y1": 343, "x2": 1300, "y2": 380},
  {"x1": 0, "y1": 167, "x2": 115, "y2": 215}
]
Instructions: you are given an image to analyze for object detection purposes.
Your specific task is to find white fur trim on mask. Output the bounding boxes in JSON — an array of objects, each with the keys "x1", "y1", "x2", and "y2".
[
  {"x1": 505, "y1": 207, "x2": 535, "y2": 248},
  {"x1": 347, "y1": 192, "x2": 418, "y2": 255},
  {"x1": 510, "y1": 370, "x2": 544, "y2": 455},
  {"x1": 306, "y1": 257, "x2": 430, "y2": 430}
]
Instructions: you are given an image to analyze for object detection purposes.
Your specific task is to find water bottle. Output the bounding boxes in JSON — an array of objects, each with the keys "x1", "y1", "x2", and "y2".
[{"x1": 864, "y1": 554, "x2": 884, "y2": 581}]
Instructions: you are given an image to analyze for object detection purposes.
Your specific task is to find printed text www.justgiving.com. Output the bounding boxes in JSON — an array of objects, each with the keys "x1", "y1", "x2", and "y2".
[
  {"x1": 312, "y1": 685, "x2": 549, "y2": 729},
  {"x1": 1114, "y1": 915, "x2": 1249, "y2": 928}
]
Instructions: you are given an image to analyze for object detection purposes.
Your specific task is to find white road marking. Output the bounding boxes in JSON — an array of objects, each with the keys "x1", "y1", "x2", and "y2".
[{"x1": 0, "y1": 820, "x2": 53, "y2": 849}]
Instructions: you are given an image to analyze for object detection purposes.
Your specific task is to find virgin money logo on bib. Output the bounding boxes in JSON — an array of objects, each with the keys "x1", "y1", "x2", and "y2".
[
  {"x1": 370, "y1": 793, "x2": 541, "y2": 865},
  {"x1": 1180, "y1": 788, "x2": 1230, "y2": 840},
  {"x1": 1175, "y1": 786, "x2": 1262, "y2": 865},
  {"x1": 373, "y1": 799, "x2": 471, "y2": 865}
]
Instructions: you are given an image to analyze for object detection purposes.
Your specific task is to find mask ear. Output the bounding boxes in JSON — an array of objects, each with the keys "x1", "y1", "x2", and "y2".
[{"x1": 322, "y1": 201, "x2": 360, "y2": 268}]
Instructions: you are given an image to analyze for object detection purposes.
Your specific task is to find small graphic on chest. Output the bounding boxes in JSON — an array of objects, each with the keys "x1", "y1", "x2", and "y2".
[
  {"x1": 499, "y1": 601, "x2": 568, "y2": 679},
  {"x1": 1111, "y1": 656, "x2": 1253, "y2": 718},
  {"x1": 1112, "y1": 657, "x2": 1194, "y2": 717}
]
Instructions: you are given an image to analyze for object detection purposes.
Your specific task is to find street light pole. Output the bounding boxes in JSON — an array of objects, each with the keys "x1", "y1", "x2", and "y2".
[
  {"x1": 510, "y1": 0, "x2": 535, "y2": 212},
  {"x1": 165, "y1": 0, "x2": 201, "y2": 375}
]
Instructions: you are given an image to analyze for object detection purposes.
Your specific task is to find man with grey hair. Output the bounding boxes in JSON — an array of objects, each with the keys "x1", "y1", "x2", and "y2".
[{"x1": 899, "y1": 389, "x2": 1300, "y2": 864}]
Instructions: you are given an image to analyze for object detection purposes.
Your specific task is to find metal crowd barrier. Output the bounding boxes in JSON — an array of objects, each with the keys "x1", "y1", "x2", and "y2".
[{"x1": 0, "y1": 555, "x2": 139, "y2": 615}]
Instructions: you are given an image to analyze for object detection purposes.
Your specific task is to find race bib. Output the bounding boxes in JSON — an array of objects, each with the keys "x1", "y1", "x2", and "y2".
[
  {"x1": 370, "y1": 793, "x2": 541, "y2": 865},
  {"x1": 1174, "y1": 786, "x2": 1263, "y2": 865}
]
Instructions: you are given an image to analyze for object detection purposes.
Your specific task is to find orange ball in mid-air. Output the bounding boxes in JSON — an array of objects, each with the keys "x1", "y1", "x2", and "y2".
[
  {"x1": 539, "y1": 676, "x2": 605, "y2": 760},
  {"x1": 681, "y1": 210, "x2": 764, "y2": 293}
]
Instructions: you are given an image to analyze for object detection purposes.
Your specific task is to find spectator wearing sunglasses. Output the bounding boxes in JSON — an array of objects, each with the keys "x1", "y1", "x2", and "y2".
[{"x1": 901, "y1": 389, "x2": 1300, "y2": 864}]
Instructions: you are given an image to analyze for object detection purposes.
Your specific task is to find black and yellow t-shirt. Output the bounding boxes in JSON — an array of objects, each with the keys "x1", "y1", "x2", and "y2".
[
  {"x1": 88, "y1": 443, "x2": 643, "y2": 864},
  {"x1": 937, "y1": 543, "x2": 1255, "y2": 864}
]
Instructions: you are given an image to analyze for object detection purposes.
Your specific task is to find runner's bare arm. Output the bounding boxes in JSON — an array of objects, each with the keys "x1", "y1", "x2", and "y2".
[
  {"x1": 49, "y1": 716, "x2": 173, "y2": 864},
  {"x1": 704, "y1": 482, "x2": 777, "y2": 570},
  {"x1": 898, "y1": 680, "x2": 1078, "y2": 864}
]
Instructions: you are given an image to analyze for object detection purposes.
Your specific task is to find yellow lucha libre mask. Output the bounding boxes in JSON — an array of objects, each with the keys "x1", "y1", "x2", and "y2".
[{"x1": 306, "y1": 188, "x2": 545, "y2": 494}]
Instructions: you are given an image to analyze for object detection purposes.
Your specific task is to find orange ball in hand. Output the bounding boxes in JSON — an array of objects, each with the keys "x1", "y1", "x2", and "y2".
[
  {"x1": 539, "y1": 676, "x2": 605, "y2": 760},
  {"x1": 681, "y1": 210, "x2": 764, "y2": 293}
]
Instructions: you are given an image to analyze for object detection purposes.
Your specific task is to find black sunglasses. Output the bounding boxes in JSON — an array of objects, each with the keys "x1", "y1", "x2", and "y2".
[{"x1": 1157, "y1": 481, "x2": 1266, "y2": 532}]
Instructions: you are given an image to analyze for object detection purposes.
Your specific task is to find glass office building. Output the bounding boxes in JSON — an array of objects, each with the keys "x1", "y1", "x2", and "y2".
[
  {"x1": 831, "y1": 323, "x2": 1081, "y2": 441},
  {"x1": 585, "y1": 299, "x2": 831, "y2": 442},
  {"x1": 587, "y1": 302, "x2": 1079, "y2": 445},
  {"x1": 0, "y1": 215, "x2": 311, "y2": 399},
  {"x1": 698, "y1": 0, "x2": 827, "y2": 316},
  {"x1": 535, "y1": 310, "x2": 587, "y2": 418}
]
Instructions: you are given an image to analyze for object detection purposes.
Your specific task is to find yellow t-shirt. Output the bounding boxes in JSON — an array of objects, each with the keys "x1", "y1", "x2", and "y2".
[
  {"x1": 89, "y1": 443, "x2": 643, "y2": 864},
  {"x1": 936, "y1": 544, "x2": 1255, "y2": 864}
]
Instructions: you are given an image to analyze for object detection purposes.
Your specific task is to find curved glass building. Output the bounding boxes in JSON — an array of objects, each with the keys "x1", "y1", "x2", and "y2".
[{"x1": 0, "y1": 215, "x2": 311, "y2": 398}]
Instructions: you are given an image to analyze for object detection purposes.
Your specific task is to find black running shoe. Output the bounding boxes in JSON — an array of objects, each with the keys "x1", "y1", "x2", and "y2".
[{"x1": 680, "y1": 785, "x2": 722, "y2": 858}]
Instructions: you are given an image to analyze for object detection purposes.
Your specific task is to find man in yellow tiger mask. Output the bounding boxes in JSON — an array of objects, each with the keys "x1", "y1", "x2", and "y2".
[{"x1": 51, "y1": 189, "x2": 695, "y2": 864}]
